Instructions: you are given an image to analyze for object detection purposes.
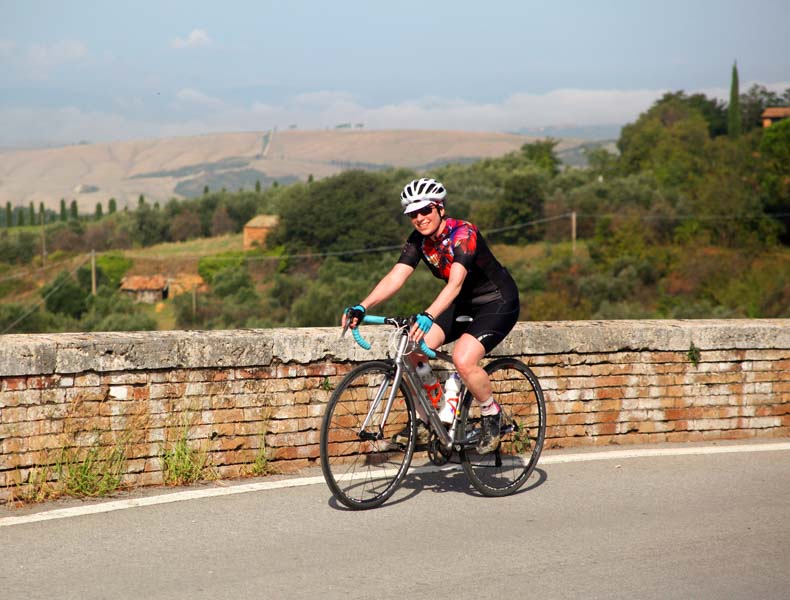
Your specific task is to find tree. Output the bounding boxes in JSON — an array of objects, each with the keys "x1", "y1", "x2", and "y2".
[
  {"x1": 95, "y1": 202, "x2": 103, "y2": 220},
  {"x1": 131, "y1": 203, "x2": 169, "y2": 246},
  {"x1": 39, "y1": 202, "x2": 45, "y2": 224},
  {"x1": 78, "y1": 287, "x2": 156, "y2": 332},
  {"x1": 728, "y1": 62, "x2": 741, "y2": 138},
  {"x1": 740, "y1": 84, "x2": 788, "y2": 131},
  {"x1": 469, "y1": 167, "x2": 548, "y2": 244},
  {"x1": 108, "y1": 197, "x2": 117, "y2": 214},
  {"x1": 60, "y1": 198, "x2": 67, "y2": 222},
  {"x1": 267, "y1": 170, "x2": 403, "y2": 255},
  {"x1": 138, "y1": 194, "x2": 145, "y2": 207},
  {"x1": 210, "y1": 205, "x2": 235, "y2": 236},
  {"x1": 521, "y1": 139, "x2": 561, "y2": 175},
  {"x1": 5, "y1": 202, "x2": 11, "y2": 227},
  {"x1": 41, "y1": 271, "x2": 88, "y2": 319},
  {"x1": 28, "y1": 203, "x2": 35, "y2": 225},
  {"x1": 169, "y1": 209, "x2": 202, "y2": 241},
  {"x1": 255, "y1": 179, "x2": 261, "y2": 194},
  {"x1": 617, "y1": 94, "x2": 709, "y2": 188},
  {"x1": 759, "y1": 118, "x2": 790, "y2": 229},
  {"x1": 683, "y1": 93, "x2": 728, "y2": 137},
  {"x1": 69, "y1": 200, "x2": 78, "y2": 220}
]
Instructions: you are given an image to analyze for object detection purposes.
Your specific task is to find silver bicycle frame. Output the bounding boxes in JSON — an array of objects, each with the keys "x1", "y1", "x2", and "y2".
[{"x1": 361, "y1": 326, "x2": 457, "y2": 449}]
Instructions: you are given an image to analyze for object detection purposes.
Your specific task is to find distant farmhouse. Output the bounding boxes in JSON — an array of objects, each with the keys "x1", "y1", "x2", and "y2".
[
  {"x1": 762, "y1": 107, "x2": 790, "y2": 128},
  {"x1": 243, "y1": 215, "x2": 279, "y2": 250},
  {"x1": 120, "y1": 275, "x2": 169, "y2": 303}
]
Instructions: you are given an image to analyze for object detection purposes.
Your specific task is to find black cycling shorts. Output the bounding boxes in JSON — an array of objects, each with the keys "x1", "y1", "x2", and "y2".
[{"x1": 434, "y1": 295, "x2": 520, "y2": 354}]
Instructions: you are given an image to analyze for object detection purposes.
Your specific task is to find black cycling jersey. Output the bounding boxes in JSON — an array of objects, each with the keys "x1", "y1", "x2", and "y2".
[{"x1": 397, "y1": 217, "x2": 518, "y2": 304}]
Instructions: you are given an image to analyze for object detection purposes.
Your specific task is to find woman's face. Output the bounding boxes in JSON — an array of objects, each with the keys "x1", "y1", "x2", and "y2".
[{"x1": 408, "y1": 203, "x2": 443, "y2": 236}]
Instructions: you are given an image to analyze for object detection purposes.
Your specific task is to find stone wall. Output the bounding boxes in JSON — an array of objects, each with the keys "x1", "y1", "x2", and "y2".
[{"x1": 1, "y1": 320, "x2": 788, "y2": 503}]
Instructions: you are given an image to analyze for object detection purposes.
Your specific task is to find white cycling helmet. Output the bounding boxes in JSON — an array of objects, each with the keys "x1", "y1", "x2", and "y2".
[{"x1": 400, "y1": 178, "x2": 447, "y2": 214}]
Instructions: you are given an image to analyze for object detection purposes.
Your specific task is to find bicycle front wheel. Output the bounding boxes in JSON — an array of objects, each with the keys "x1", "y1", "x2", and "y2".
[
  {"x1": 459, "y1": 358, "x2": 546, "y2": 497},
  {"x1": 320, "y1": 360, "x2": 416, "y2": 510}
]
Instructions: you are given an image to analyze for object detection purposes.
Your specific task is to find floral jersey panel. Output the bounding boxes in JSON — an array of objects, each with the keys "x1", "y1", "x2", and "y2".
[{"x1": 397, "y1": 217, "x2": 518, "y2": 304}]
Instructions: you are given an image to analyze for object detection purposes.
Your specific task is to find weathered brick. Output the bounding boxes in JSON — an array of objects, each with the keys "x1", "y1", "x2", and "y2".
[
  {"x1": 102, "y1": 372, "x2": 148, "y2": 385},
  {"x1": 1, "y1": 321, "x2": 788, "y2": 504}
]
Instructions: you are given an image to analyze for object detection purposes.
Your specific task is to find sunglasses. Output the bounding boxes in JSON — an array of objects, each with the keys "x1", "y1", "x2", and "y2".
[{"x1": 407, "y1": 205, "x2": 436, "y2": 219}]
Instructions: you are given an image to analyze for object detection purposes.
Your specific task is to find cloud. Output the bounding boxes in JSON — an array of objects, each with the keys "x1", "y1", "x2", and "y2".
[
  {"x1": 0, "y1": 106, "x2": 162, "y2": 148},
  {"x1": 3, "y1": 81, "x2": 789, "y2": 147},
  {"x1": 0, "y1": 39, "x2": 15, "y2": 57},
  {"x1": 171, "y1": 29, "x2": 213, "y2": 49},
  {"x1": 24, "y1": 40, "x2": 88, "y2": 76},
  {"x1": 257, "y1": 88, "x2": 670, "y2": 131},
  {"x1": 174, "y1": 88, "x2": 226, "y2": 108}
]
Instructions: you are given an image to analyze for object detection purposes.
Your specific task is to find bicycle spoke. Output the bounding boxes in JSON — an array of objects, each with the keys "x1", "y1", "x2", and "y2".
[
  {"x1": 320, "y1": 361, "x2": 415, "y2": 509},
  {"x1": 460, "y1": 359, "x2": 546, "y2": 496}
]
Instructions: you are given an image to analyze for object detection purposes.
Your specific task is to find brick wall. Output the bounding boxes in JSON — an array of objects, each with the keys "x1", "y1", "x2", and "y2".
[{"x1": 1, "y1": 320, "x2": 788, "y2": 503}]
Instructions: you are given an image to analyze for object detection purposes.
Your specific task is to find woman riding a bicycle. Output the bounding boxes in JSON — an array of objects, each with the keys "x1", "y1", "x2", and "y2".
[{"x1": 342, "y1": 177, "x2": 520, "y2": 454}]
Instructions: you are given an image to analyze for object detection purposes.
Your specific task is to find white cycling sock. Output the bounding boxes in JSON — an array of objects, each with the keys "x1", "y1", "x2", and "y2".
[{"x1": 479, "y1": 396, "x2": 500, "y2": 416}]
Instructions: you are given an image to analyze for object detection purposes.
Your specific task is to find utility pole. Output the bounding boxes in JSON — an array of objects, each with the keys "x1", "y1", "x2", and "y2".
[
  {"x1": 91, "y1": 249, "x2": 97, "y2": 296},
  {"x1": 571, "y1": 211, "x2": 577, "y2": 255},
  {"x1": 40, "y1": 210, "x2": 47, "y2": 266}
]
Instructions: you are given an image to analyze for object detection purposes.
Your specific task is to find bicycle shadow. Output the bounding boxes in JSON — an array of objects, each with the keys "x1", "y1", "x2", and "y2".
[{"x1": 326, "y1": 464, "x2": 548, "y2": 511}]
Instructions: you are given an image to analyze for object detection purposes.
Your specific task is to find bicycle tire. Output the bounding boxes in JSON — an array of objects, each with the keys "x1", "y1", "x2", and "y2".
[
  {"x1": 459, "y1": 358, "x2": 546, "y2": 497},
  {"x1": 320, "y1": 360, "x2": 416, "y2": 510}
]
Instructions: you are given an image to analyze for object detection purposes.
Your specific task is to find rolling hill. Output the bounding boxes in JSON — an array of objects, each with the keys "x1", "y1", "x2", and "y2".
[{"x1": 0, "y1": 129, "x2": 595, "y2": 212}]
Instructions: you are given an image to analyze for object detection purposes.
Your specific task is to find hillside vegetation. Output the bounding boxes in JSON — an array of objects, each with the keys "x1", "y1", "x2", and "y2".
[{"x1": 1, "y1": 88, "x2": 788, "y2": 334}]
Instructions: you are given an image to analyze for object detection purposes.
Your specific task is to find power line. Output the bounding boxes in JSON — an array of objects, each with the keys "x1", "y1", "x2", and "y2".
[
  {"x1": 0, "y1": 256, "x2": 84, "y2": 283},
  {"x1": 1, "y1": 256, "x2": 90, "y2": 335},
  {"x1": 3, "y1": 209, "x2": 787, "y2": 332},
  {"x1": 114, "y1": 210, "x2": 790, "y2": 263}
]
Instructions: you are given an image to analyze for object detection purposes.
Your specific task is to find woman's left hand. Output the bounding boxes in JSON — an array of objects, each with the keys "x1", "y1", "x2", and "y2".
[{"x1": 410, "y1": 311, "x2": 434, "y2": 343}]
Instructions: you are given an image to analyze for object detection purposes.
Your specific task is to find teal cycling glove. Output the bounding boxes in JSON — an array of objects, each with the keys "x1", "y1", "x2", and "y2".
[{"x1": 415, "y1": 311, "x2": 434, "y2": 333}]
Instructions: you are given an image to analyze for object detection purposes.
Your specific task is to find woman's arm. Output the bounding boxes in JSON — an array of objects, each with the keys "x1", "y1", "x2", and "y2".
[
  {"x1": 360, "y1": 263, "x2": 415, "y2": 310},
  {"x1": 342, "y1": 263, "x2": 414, "y2": 327}
]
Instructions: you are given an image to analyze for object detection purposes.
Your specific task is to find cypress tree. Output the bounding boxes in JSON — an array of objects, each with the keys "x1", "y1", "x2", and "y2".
[
  {"x1": 70, "y1": 199, "x2": 78, "y2": 220},
  {"x1": 95, "y1": 202, "x2": 103, "y2": 220},
  {"x1": 728, "y1": 61, "x2": 741, "y2": 138},
  {"x1": 108, "y1": 197, "x2": 117, "y2": 214},
  {"x1": 5, "y1": 202, "x2": 11, "y2": 227},
  {"x1": 60, "y1": 198, "x2": 67, "y2": 222},
  {"x1": 29, "y1": 202, "x2": 35, "y2": 225},
  {"x1": 39, "y1": 201, "x2": 45, "y2": 224}
]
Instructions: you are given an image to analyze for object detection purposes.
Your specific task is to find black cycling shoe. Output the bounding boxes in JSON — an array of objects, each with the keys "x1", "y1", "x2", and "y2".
[{"x1": 477, "y1": 411, "x2": 501, "y2": 454}]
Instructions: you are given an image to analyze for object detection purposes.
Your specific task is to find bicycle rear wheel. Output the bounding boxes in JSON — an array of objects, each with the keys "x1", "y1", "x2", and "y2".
[
  {"x1": 459, "y1": 358, "x2": 546, "y2": 497},
  {"x1": 320, "y1": 360, "x2": 416, "y2": 510}
]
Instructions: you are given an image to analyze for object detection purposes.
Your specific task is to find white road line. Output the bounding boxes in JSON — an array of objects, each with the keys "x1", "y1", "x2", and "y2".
[{"x1": 2, "y1": 442, "x2": 788, "y2": 528}]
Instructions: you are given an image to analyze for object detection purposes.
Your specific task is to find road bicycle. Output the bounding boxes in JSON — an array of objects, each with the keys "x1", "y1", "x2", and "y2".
[{"x1": 319, "y1": 314, "x2": 546, "y2": 510}]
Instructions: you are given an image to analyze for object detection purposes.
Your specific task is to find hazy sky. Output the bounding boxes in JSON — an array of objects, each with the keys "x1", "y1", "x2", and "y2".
[{"x1": 1, "y1": 0, "x2": 788, "y2": 147}]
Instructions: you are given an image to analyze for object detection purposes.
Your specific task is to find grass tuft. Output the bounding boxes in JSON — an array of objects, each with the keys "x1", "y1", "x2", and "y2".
[{"x1": 161, "y1": 426, "x2": 211, "y2": 485}]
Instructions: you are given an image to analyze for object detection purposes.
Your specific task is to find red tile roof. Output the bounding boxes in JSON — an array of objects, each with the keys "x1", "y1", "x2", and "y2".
[
  {"x1": 120, "y1": 275, "x2": 168, "y2": 291},
  {"x1": 762, "y1": 107, "x2": 790, "y2": 118}
]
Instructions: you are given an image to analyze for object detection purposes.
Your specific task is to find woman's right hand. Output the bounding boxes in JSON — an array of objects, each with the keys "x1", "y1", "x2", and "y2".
[{"x1": 342, "y1": 304, "x2": 366, "y2": 330}]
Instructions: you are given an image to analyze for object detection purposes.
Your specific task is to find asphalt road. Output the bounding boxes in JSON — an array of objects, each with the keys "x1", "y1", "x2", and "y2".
[{"x1": 2, "y1": 442, "x2": 789, "y2": 600}]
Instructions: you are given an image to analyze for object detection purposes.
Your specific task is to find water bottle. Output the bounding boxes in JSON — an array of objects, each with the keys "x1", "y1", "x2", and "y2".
[
  {"x1": 416, "y1": 362, "x2": 442, "y2": 407},
  {"x1": 439, "y1": 373, "x2": 461, "y2": 424}
]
